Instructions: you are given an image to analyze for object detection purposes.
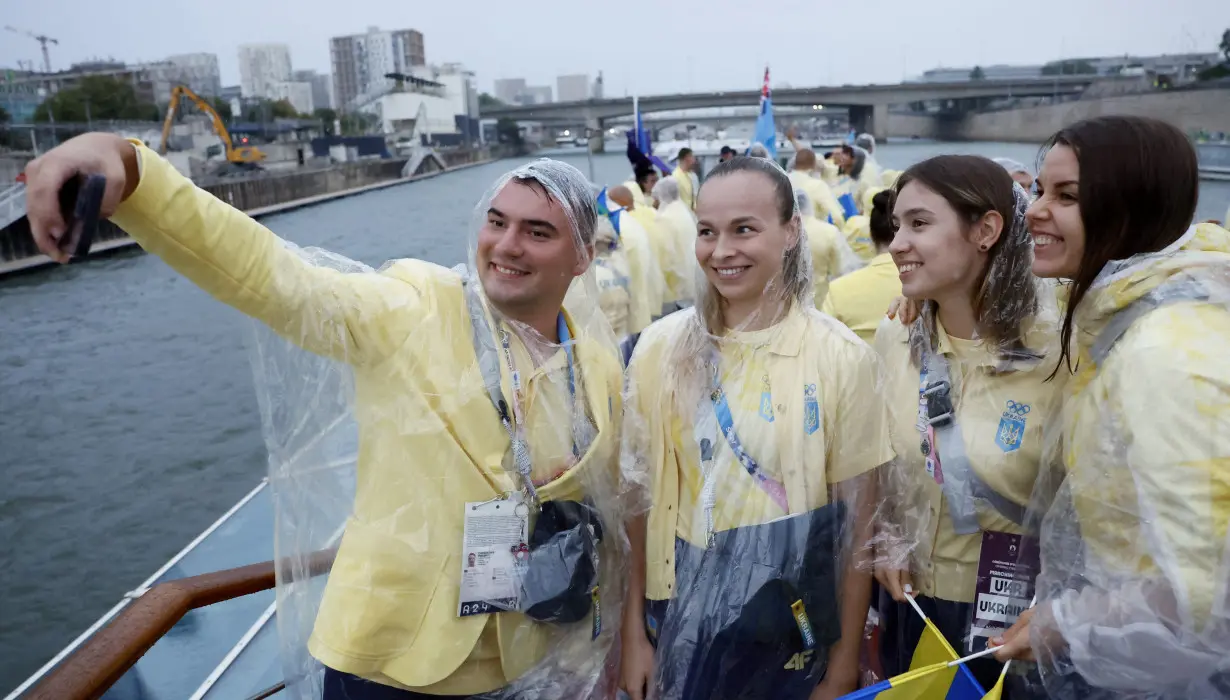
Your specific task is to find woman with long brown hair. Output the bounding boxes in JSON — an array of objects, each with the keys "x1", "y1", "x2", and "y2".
[
  {"x1": 872, "y1": 155, "x2": 1064, "y2": 694},
  {"x1": 992, "y1": 116, "x2": 1230, "y2": 699}
]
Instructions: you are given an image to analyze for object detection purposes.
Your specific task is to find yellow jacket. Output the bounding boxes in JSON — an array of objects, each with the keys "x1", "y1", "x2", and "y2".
[
  {"x1": 842, "y1": 215, "x2": 877, "y2": 262},
  {"x1": 622, "y1": 179, "x2": 649, "y2": 209},
  {"x1": 627, "y1": 206, "x2": 678, "y2": 309},
  {"x1": 656, "y1": 200, "x2": 697, "y2": 303},
  {"x1": 821, "y1": 253, "x2": 901, "y2": 344},
  {"x1": 625, "y1": 306, "x2": 895, "y2": 599},
  {"x1": 615, "y1": 210, "x2": 663, "y2": 332},
  {"x1": 789, "y1": 170, "x2": 845, "y2": 229},
  {"x1": 111, "y1": 144, "x2": 624, "y2": 694},
  {"x1": 1037, "y1": 223, "x2": 1230, "y2": 692},
  {"x1": 594, "y1": 226, "x2": 633, "y2": 340},
  {"x1": 802, "y1": 215, "x2": 844, "y2": 308},
  {"x1": 672, "y1": 167, "x2": 695, "y2": 209},
  {"x1": 874, "y1": 308, "x2": 1062, "y2": 603}
]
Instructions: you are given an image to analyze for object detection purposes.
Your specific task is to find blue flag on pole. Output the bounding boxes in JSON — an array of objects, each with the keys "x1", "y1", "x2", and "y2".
[
  {"x1": 750, "y1": 66, "x2": 777, "y2": 159},
  {"x1": 629, "y1": 96, "x2": 674, "y2": 175}
]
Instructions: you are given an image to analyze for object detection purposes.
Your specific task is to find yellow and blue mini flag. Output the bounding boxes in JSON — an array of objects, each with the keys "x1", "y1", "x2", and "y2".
[{"x1": 838, "y1": 617, "x2": 994, "y2": 700}]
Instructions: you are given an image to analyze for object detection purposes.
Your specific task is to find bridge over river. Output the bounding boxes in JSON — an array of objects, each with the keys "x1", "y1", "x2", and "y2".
[{"x1": 482, "y1": 76, "x2": 1098, "y2": 147}]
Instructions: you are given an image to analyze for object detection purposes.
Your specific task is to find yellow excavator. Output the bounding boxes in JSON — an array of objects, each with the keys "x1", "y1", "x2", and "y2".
[{"x1": 159, "y1": 85, "x2": 265, "y2": 169}]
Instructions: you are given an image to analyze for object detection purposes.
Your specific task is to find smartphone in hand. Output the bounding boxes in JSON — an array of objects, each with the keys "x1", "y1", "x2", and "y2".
[{"x1": 56, "y1": 173, "x2": 107, "y2": 261}]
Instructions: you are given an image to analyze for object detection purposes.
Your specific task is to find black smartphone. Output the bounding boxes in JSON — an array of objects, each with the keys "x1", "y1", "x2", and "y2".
[{"x1": 56, "y1": 173, "x2": 107, "y2": 260}]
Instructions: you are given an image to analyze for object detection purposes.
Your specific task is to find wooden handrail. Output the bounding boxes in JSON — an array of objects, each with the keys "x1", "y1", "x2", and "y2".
[{"x1": 27, "y1": 550, "x2": 335, "y2": 700}]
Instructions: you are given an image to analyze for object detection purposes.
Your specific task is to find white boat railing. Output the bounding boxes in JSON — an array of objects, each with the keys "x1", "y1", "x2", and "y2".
[
  {"x1": 0, "y1": 183, "x2": 27, "y2": 232},
  {"x1": 2, "y1": 478, "x2": 271, "y2": 700}
]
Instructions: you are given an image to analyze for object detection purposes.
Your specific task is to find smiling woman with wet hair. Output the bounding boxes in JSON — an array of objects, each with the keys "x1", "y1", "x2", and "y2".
[
  {"x1": 870, "y1": 154, "x2": 1065, "y2": 695},
  {"x1": 620, "y1": 156, "x2": 896, "y2": 700}
]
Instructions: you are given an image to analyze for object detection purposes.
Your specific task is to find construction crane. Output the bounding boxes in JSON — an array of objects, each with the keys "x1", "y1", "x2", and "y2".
[
  {"x1": 3, "y1": 26, "x2": 58, "y2": 73},
  {"x1": 160, "y1": 85, "x2": 265, "y2": 173}
]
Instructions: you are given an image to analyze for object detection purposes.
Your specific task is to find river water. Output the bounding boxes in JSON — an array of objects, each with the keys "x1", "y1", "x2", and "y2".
[{"x1": 2, "y1": 142, "x2": 1228, "y2": 692}]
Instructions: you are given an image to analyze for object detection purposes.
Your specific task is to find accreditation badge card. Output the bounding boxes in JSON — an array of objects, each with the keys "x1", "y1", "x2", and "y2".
[
  {"x1": 968, "y1": 530, "x2": 1038, "y2": 653},
  {"x1": 458, "y1": 494, "x2": 530, "y2": 617}
]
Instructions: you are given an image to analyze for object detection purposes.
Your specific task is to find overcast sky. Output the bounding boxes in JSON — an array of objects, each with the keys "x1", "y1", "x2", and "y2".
[{"x1": 2, "y1": 0, "x2": 1227, "y2": 96}]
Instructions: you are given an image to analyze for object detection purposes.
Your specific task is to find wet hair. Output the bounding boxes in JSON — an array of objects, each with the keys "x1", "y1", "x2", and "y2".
[
  {"x1": 892, "y1": 155, "x2": 1037, "y2": 361},
  {"x1": 652, "y1": 176, "x2": 680, "y2": 205},
  {"x1": 868, "y1": 190, "x2": 895, "y2": 248},
  {"x1": 697, "y1": 156, "x2": 806, "y2": 331},
  {"x1": 1042, "y1": 116, "x2": 1198, "y2": 377},
  {"x1": 677, "y1": 147, "x2": 693, "y2": 162},
  {"x1": 511, "y1": 173, "x2": 597, "y2": 246}
]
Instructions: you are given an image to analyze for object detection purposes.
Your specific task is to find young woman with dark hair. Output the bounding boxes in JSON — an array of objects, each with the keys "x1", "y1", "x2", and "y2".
[
  {"x1": 872, "y1": 155, "x2": 1065, "y2": 694},
  {"x1": 992, "y1": 116, "x2": 1230, "y2": 700}
]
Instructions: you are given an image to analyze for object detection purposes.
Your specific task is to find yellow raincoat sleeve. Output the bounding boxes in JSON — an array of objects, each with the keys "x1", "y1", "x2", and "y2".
[
  {"x1": 619, "y1": 222, "x2": 659, "y2": 334},
  {"x1": 110, "y1": 143, "x2": 418, "y2": 367},
  {"x1": 1046, "y1": 305, "x2": 1230, "y2": 690},
  {"x1": 825, "y1": 337, "x2": 895, "y2": 483}
]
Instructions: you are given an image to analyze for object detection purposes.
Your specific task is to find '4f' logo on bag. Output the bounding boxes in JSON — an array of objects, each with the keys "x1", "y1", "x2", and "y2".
[
  {"x1": 783, "y1": 650, "x2": 814, "y2": 671},
  {"x1": 995, "y1": 400, "x2": 1030, "y2": 453}
]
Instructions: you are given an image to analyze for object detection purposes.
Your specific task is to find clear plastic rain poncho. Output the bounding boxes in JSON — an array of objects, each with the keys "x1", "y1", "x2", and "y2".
[
  {"x1": 794, "y1": 188, "x2": 863, "y2": 284},
  {"x1": 854, "y1": 134, "x2": 882, "y2": 188},
  {"x1": 867, "y1": 182, "x2": 1067, "y2": 687},
  {"x1": 592, "y1": 212, "x2": 635, "y2": 341},
  {"x1": 1017, "y1": 222, "x2": 1230, "y2": 699},
  {"x1": 651, "y1": 176, "x2": 698, "y2": 306},
  {"x1": 246, "y1": 158, "x2": 637, "y2": 700},
  {"x1": 621, "y1": 156, "x2": 895, "y2": 699}
]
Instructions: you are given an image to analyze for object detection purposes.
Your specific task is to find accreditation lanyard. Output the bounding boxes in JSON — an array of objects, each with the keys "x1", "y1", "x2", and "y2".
[
  {"x1": 494, "y1": 313, "x2": 579, "y2": 503},
  {"x1": 705, "y1": 354, "x2": 790, "y2": 515},
  {"x1": 917, "y1": 346, "x2": 1017, "y2": 535},
  {"x1": 916, "y1": 349, "x2": 954, "y2": 486}
]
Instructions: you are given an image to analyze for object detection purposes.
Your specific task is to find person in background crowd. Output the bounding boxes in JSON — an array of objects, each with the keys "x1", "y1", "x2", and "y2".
[
  {"x1": 786, "y1": 127, "x2": 847, "y2": 228},
  {"x1": 599, "y1": 187, "x2": 664, "y2": 362},
  {"x1": 651, "y1": 176, "x2": 698, "y2": 308},
  {"x1": 841, "y1": 187, "x2": 888, "y2": 261},
  {"x1": 796, "y1": 188, "x2": 846, "y2": 308},
  {"x1": 719, "y1": 145, "x2": 736, "y2": 163},
  {"x1": 673, "y1": 148, "x2": 698, "y2": 210},
  {"x1": 854, "y1": 133, "x2": 882, "y2": 187},
  {"x1": 833, "y1": 145, "x2": 872, "y2": 223},
  {"x1": 992, "y1": 157, "x2": 1036, "y2": 193},
  {"x1": 592, "y1": 212, "x2": 637, "y2": 352},
  {"x1": 621, "y1": 156, "x2": 892, "y2": 700},
  {"x1": 608, "y1": 185, "x2": 674, "y2": 315},
  {"x1": 992, "y1": 115, "x2": 1230, "y2": 700},
  {"x1": 788, "y1": 148, "x2": 847, "y2": 229},
  {"x1": 821, "y1": 190, "x2": 903, "y2": 344},
  {"x1": 624, "y1": 163, "x2": 660, "y2": 210}
]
